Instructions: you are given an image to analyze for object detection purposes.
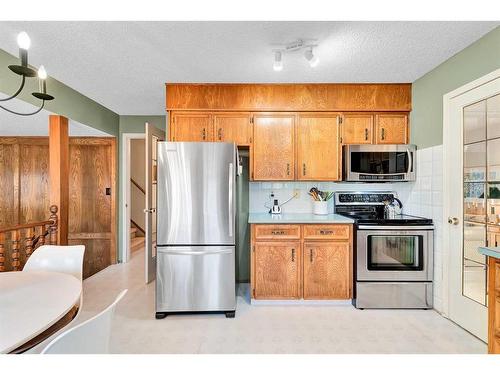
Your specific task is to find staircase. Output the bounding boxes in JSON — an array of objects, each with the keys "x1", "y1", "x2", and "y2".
[{"x1": 130, "y1": 226, "x2": 145, "y2": 253}]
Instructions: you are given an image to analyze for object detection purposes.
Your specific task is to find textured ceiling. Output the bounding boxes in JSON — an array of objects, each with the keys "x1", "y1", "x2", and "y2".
[{"x1": 0, "y1": 21, "x2": 498, "y2": 115}]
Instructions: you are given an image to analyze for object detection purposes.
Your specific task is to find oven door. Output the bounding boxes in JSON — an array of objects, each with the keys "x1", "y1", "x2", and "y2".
[
  {"x1": 344, "y1": 144, "x2": 416, "y2": 182},
  {"x1": 356, "y1": 226, "x2": 433, "y2": 281}
]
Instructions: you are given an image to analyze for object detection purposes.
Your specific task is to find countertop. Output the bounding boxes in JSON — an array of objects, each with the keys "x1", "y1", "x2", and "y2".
[
  {"x1": 248, "y1": 213, "x2": 355, "y2": 224},
  {"x1": 478, "y1": 246, "x2": 500, "y2": 259}
]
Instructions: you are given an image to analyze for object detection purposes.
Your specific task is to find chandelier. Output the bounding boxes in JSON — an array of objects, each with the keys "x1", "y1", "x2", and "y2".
[{"x1": 0, "y1": 31, "x2": 55, "y2": 116}]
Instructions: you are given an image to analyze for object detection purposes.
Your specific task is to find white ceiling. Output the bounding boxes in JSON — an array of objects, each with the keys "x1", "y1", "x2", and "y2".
[
  {"x1": 0, "y1": 21, "x2": 498, "y2": 115},
  {"x1": 0, "y1": 98, "x2": 111, "y2": 136}
]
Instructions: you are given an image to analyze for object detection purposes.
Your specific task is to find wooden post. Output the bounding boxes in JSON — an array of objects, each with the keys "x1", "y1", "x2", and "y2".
[
  {"x1": 11, "y1": 230, "x2": 20, "y2": 271},
  {"x1": 49, "y1": 115, "x2": 69, "y2": 245},
  {"x1": 25, "y1": 227, "x2": 34, "y2": 259},
  {"x1": 0, "y1": 233, "x2": 4, "y2": 272},
  {"x1": 49, "y1": 205, "x2": 58, "y2": 245}
]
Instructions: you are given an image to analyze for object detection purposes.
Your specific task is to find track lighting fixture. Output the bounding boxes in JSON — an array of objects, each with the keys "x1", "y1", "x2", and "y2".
[
  {"x1": 271, "y1": 39, "x2": 319, "y2": 71},
  {"x1": 273, "y1": 51, "x2": 283, "y2": 72}
]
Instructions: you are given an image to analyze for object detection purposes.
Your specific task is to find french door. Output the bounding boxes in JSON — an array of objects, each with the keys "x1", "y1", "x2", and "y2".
[
  {"x1": 145, "y1": 123, "x2": 165, "y2": 284},
  {"x1": 446, "y1": 73, "x2": 500, "y2": 341}
]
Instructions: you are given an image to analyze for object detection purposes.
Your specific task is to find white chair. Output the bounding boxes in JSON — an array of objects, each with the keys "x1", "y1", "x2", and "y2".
[
  {"x1": 23, "y1": 245, "x2": 85, "y2": 282},
  {"x1": 41, "y1": 289, "x2": 128, "y2": 354}
]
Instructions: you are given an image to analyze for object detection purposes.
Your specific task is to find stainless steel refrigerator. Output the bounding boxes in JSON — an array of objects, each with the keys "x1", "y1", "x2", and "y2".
[{"x1": 155, "y1": 142, "x2": 237, "y2": 319}]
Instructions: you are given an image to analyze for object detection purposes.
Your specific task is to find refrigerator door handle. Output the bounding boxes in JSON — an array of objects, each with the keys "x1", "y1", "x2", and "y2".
[
  {"x1": 158, "y1": 249, "x2": 233, "y2": 255},
  {"x1": 228, "y1": 162, "x2": 234, "y2": 237}
]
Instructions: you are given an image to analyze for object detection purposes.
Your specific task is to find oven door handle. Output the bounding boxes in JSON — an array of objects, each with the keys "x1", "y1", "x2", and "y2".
[{"x1": 357, "y1": 225, "x2": 434, "y2": 230}]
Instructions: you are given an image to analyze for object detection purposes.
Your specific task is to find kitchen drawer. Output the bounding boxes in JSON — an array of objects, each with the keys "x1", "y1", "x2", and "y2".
[
  {"x1": 253, "y1": 224, "x2": 301, "y2": 240},
  {"x1": 303, "y1": 224, "x2": 350, "y2": 240}
]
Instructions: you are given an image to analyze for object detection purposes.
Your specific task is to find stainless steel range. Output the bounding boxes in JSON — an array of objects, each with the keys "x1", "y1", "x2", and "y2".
[{"x1": 334, "y1": 192, "x2": 434, "y2": 309}]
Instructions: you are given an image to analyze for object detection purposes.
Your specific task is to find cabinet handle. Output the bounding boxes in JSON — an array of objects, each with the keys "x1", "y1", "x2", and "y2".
[
  {"x1": 286, "y1": 163, "x2": 290, "y2": 176},
  {"x1": 217, "y1": 128, "x2": 223, "y2": 141},
  {"x1": 271, "y1": 230, "x2": 285, "y2": 235},
  {"x1": 319, "y1": 230, "x2": 334, "y2": 235},
  {"x1": 309, "y1": 249, "x2": 313, "y2": 263},
  {"x1": 381, "y1": 128, "x2": 385, "y2": 141},
  {"x1": 364, "y1": 128, "x2": 369, "y2": 141},
  {"x1": 303, "y1": 163, "x2": 306, "y2": 176},
  {"x1": 202, "y1": 128, "x2": 206, "y2": 140},
  {"x1": 291, "y1": 248, "x2": 295, "y2": 262}
]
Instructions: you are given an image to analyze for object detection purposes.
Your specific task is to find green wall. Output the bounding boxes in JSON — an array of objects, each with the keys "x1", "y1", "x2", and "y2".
[
  {"x1": 0, "y1": 49, "x2": 119, "y2": 135},
  {"x1": 411, "y1": 26, "x2": 500, "y2": 149},
  {"x1": 117, "y1": 115, "x2": 166, "y2": 262}
]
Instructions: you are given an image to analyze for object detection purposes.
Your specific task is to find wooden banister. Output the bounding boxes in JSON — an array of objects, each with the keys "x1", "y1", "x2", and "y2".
[
  {"x1": 0, "y1": 205, "x2": 58, "y2": 272},
  {"x1": 131, "y1": 178, "x2": 146, "y2": 195}
]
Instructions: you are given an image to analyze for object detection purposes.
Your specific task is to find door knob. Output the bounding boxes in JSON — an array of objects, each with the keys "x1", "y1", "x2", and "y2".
[
  {"x1": 448, "y1": 217, "x2": 459, "y2": 225},
  {"x1": 144, "y1": 208, "x2": 156, "y2": 213}
]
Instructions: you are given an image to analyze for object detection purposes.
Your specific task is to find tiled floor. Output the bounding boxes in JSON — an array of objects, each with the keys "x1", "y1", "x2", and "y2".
[{"x1": 74, "y1": 249, "x2": 486, "y2": 354}]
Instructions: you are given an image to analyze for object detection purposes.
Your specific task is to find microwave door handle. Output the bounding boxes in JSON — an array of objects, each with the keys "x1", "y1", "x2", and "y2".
[{"x1": 407, "y1": 149, "x2": 412, "y2": 174}]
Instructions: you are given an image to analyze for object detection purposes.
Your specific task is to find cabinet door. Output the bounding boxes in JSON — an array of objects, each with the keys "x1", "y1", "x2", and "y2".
[
  {"x1": 297, "y1": 113, "x2": 341, "y2": 181},
  {"x1": 252, "y1": 114, "x2": 295, "y2": 180},
  {"x1": 341, "y1": 113, "x2": 374, "y2": 144},
  {"x1": 213, "y1": 112, "x2": 252, "y2": 146},
  {"x1": 253, "y1": 241, "x2": 301, "y2": 299},
  {"x1": 170, "y1": 112, "x2": 212, "y2": 142},
  {"x1": 375, "y1": 113, "x2": 408, "y2": 144},
  {"x1": 303, "y1": 241, "x2": 351, "y2": 299}
]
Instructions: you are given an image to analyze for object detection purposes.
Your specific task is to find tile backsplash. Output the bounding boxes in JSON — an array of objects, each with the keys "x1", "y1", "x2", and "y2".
[{"x1": 248, "y1": 144, "x2": 445, "y2": 312}]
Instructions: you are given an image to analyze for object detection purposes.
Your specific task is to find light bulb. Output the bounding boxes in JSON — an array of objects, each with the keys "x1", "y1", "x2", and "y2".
[
  {"x1": 17, "y1": 31, "x2": 31, "y2": 50},
  {"x1": 273, "y1": 51, "x2": 283, "y2": 72},
  {"x1": 304, "y1": 48, "x2": 319, "y2": 68},
  {"x1": 37, "y1": 65, "x2": 47, "y2": 80}
]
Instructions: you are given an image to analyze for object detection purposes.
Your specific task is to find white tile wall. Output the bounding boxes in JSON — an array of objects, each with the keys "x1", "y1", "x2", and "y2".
[{"x1": 248, "y1": 144, "x2": 445, "y2": 312}]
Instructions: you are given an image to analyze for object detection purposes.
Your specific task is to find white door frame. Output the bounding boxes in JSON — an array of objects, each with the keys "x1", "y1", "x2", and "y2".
[
  {"x1": 121, "y1": 132, "x2": 146, "y2": 264},
  {"x1": 443, "y1": 68, "x2": 500, "y2": 318}
]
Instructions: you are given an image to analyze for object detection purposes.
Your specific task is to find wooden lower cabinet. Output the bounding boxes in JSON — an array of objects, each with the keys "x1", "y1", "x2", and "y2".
[
  {"x1": 488, "y1": 257, "x2": 500, "y2": 354},
  {"x1": 251, "y1": 224, "x2": 352, "y2": 300},
  {"x1": 253, "y1": 241, "x2": 301, "y2": 299},
  {"x1": 303, "y1": 241, "x2": 351, "y2": 299}
]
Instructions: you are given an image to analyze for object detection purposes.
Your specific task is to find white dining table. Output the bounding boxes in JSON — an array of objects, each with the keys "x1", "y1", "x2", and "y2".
[{"x1": 0, "y1": 270, "x2": 81, "y2": 354}]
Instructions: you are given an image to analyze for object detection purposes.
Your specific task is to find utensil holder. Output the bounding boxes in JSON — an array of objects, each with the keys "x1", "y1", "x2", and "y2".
[{"x1": 313, "y1": 201, "x2": 328, "y2": 215}]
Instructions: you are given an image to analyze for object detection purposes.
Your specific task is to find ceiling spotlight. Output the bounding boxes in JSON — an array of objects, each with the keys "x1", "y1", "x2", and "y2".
[
  {"x1": 304, "y1": 47, "x2": 319, "y2": 68},
  {"x1": 273, "y1": 51, "x2": 283, "y2": 72}
]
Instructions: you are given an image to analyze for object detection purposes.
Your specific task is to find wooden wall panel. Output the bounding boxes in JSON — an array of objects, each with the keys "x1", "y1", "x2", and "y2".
[
  {"x1": 69, "y1": 138, "x2": 113, "y2": 278},
  {"x1": 166, "y1": 83, "x2": 412, "y2": 112},
  {"x1": 0, "y1": 143, "x2": 17, "y2": 228}
]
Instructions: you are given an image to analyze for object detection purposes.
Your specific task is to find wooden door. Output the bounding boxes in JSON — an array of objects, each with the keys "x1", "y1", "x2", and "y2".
[
  {"x1": 170, "y1": 112, "x2": 212, "y2": 142},
  {"x1": 297, "y1": 113, "x2": 341, "y2": 181},
  {"x1": 341, "y1": 113, "x2": 374, "y2": 144},
  {"x1": 375, "y1": 113, "x2": 408, "y2": 144},
  {"x1": 252, "y1": 113, "x2": 295, "y2": 180},
  {"x1": 253, "y1": 241, "x2": 300, "y2": 299},
  {"x1": 303, "y1": 241, "x2": 351, "y2": 299},
  {"x1": 68, "y1": 138, "x2": 116, "y2": 278},
  {"x1": 213, "y1": 112, "x2": 252, "y2": 146}
]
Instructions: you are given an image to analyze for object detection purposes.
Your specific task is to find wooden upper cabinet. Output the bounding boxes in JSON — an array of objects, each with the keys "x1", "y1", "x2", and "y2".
[
  {"x1": 253, "y1": 241, "x2": 301, "y2": 299},
  {"x1": 303, "y1": 241, "x2": 351, "y2": 300},
  {"x1": 252, "y1": 113, "x2": 295, "y2": 180},
  {"x1": 213, "y1": 112, "x2": 252, "y2": 146},
  {"x1": 170, "y1": 112, "x2": 212, "y2": 142},
  {"x1": 375, "y1": 113, "x2": 408, "y2": 144},
  {"x1": 296, "y1": 113, "x2": 341, "y2": 181},
  {"x1": 341, "y1": 113, "x2": 374, "y2": 144}
]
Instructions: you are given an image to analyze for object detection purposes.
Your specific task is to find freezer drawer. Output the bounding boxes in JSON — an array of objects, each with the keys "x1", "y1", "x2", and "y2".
[{"x1": 156, "y1": 246, "x2": 236, "y2": 312}]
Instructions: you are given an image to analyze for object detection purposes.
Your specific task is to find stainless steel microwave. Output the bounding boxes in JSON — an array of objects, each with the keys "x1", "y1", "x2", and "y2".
[{"x1": 343, "y1": 144, "x2": 416, "y2": 182}]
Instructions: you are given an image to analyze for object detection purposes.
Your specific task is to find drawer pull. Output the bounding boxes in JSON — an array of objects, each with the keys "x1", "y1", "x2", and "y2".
[
  {"x1": 319, "y1": 230, "x2": 334, "y2": 235},
  {"x1": 271, "y1": 230, "x2": 286, "y2": 235}
]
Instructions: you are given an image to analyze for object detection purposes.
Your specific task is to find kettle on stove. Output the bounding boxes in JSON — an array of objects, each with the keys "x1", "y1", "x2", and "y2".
[{"x1": 383, "y1": 197, "x2": 403, "y2": 219}]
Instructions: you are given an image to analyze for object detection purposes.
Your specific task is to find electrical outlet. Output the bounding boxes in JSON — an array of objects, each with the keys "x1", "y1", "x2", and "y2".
[{"x1": 294, "y1": 189, "x2": 300, "y2": 198}]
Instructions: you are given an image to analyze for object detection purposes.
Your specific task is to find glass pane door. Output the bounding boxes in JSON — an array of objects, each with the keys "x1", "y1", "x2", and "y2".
[
  {"x1": 367, "y1": 235, "x2": 423, "y2": 270},
  {"x1": 462, "y1": 93, "x2": 500, "y2": 306}
]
